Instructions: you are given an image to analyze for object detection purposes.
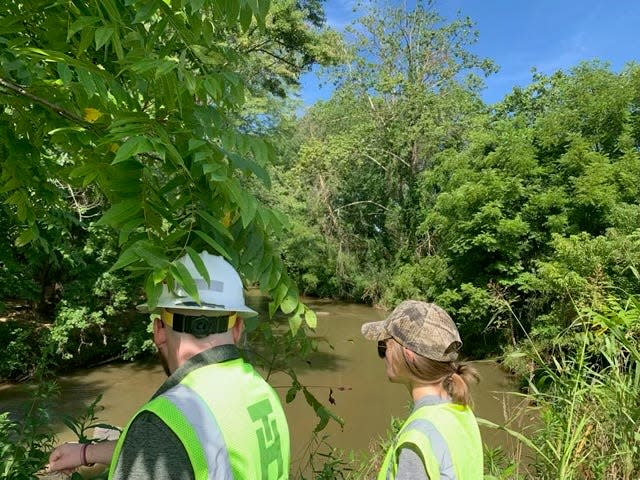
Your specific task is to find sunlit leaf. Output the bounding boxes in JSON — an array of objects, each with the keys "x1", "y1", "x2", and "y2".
[{"x1": 113, "y1": 136, "x2": 154, "y2": 164}]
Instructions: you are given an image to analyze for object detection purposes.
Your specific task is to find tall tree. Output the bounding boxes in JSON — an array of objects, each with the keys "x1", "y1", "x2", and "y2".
[{"x1": 281, "y1": 0, "x2": 494, "y2": 302}]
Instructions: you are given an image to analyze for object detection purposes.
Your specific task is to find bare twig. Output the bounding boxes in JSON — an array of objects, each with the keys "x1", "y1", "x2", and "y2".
[{"x1": 335, "y1": 200, "x2": 390, "y2": 212}]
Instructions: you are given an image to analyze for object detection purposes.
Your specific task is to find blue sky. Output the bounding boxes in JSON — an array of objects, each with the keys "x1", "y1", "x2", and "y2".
[{"x1": 298, "y1": 0, "x2": 640, "y2": 107}]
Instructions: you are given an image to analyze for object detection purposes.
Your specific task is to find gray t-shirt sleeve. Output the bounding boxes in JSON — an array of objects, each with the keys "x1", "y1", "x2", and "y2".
[
  {"x1": 396, "y1": 446, "x2": 430, "y2": 480},
  {"x1": 110, "y1": 411, "x2": 194, "y2": 480}
]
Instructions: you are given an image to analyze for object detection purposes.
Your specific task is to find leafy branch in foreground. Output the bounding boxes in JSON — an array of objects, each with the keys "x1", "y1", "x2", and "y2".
[{"x1": 0, "y1": 0, "x2": 325, "y2": 332}]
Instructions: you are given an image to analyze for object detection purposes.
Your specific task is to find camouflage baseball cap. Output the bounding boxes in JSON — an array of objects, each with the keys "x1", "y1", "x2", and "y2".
[{"x1": 361, "y1": 300, "x2": 462, "y2": 362}]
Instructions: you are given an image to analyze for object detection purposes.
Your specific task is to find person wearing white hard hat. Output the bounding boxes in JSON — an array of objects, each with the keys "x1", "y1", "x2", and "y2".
[{"x1": 48, "y1": 251, "x2": 290, "y2": 480}]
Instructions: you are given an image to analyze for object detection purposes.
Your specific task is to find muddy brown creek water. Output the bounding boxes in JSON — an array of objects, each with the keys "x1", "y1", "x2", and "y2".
[{"x1": 0, "y1": 298, "x2": 525, "y2": 476}]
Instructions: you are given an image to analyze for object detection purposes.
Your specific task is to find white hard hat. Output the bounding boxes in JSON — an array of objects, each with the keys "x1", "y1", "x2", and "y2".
[{"x1": 138, "y1": 251, "x2": 257, "y2": 317}]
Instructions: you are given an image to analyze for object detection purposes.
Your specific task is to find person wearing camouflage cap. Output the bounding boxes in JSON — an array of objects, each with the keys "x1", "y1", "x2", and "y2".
[{"x1": 361, "y1": 300, "x2": 483, "y2": 480}]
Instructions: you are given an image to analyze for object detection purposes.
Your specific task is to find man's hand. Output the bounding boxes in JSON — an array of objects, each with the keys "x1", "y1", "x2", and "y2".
[{"x1": 47, "y1": 442, "x2": 83, "y2": 475}]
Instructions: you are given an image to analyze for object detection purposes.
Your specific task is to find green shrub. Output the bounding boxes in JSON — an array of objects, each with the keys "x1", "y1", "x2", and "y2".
[
  {"x1": 0, "y1": 321, "x2": 49, "y2": 381},
  {"x1": 0, "y1": 376, "x2": 57, "y2": 479}
]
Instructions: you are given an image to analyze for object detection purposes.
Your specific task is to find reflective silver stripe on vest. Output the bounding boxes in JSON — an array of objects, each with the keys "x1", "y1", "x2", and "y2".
[
  {"x1": 163, "y1": 383, "x2": 233, "y2": 480},
  {"x1": 405, "y1": 418, "x2": 456, "y2": 480}
]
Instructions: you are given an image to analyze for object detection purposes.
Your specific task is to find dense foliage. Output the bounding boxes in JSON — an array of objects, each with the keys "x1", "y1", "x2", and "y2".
[
  {"x1": 278, "y1": 4, "x2": 640, "y2": 356},
  {"x1": 0, "y1": 0, "x2": 343, "y2": 378},
  {"x1": 1, "y1": 0, "x2": 639, "y2": 478}
]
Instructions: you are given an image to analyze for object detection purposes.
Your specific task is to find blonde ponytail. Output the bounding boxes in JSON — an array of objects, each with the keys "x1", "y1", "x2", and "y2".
[{"x1": 443, "y1": 362, "x2": 479, "y2": 406}]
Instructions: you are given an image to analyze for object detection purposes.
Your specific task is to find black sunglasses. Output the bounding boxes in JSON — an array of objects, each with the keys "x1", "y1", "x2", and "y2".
[{"x1": 377, "y1": 340, "x2": 388, "y2": 358}]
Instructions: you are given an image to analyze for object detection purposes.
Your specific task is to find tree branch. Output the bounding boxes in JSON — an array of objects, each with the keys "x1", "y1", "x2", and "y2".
[
  {"x1": 255, "y1": 47, "x2": 300, "y2": 70},
  {"x1": 0, "y1": 77, "x2": 94, "y2": 129},
  {"x1": 243, "y1": 39, "x2": 271, "y2": 54},
  {"x1": 335, "y1": 200, "x2": 390, "y2": 212}
]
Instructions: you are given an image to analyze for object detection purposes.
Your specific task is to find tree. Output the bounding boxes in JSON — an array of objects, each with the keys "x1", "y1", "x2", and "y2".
[
  {"x1": 279, "y1": 0, "x2": 494, "y2": 303},
  {"x1": 414, "y1": 62, "x2": 640, "y2": 351},
  {"x1": 0, "y1": 0, "x2": 327, "y2": 331}
]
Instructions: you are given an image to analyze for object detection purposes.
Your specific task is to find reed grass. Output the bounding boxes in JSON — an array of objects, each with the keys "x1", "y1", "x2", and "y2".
[{"x1": 483, "y1": 294, "x2": 640, "y2": 479}]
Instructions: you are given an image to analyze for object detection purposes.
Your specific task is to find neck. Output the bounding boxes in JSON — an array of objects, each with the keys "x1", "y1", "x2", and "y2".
[
  {"x1": 410, "y1": 382, "x2": 449, "y2": 403},
  {"x1": 172, "y1": 332, "x2": 235, "y2": 371}
]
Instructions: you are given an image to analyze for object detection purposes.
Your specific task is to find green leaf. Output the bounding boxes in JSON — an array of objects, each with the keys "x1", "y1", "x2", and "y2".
[
  {"x1": 113, "y1": 136, "x2": 154, "y2": 164},
  {"x1": 154, "y1": 57, "x2": 178, "y2": 78},
  {"x1": 68, "y1": 16, "x2": 100, "y2": 40},
  {"x1": 243, "y1": 231, "x2": 263, "y2": 263},
  {"x1": 14, "y1": 226, "x2": 38, "y2": 247},
  {"x1": 280, "y1": 286, "x2": 298, "y2": 314},
  {"x1": 186, "y1": 246, "x2": 210, "y2": 285},
  {"x1": 304, "y1": 307, "x2": 317, "y2": 329},
  {"x1": 288, "y1": 312, "x2": 303, "y2": 335},
  {"x1": 226, "y1": 181, "x2": 257, "y2": 227},
  {"x1": 202, "y1": 160, "x2": 228, "y2": 181},
  {"x1": 95, "y1": 25, "x2": 114, "y2": 50},
  {"x1": 57, "y1": 62, "x2": 73, "y2": 84},
  {"x1": 133, "y1": 1, "x2": 161, "y2": 23},
  {"x1": 190, "y1": 0, "x2": 205, "y2": 12},
  {"x1": 171, "y1": 261, "x2": 199, "y2": 303},
  {"x1": 118, "y1": 218, "x2": 142, "y2": 246},
  {"x1": 188, "y1": 138, "x2": 208, "y2": 153},
  {"x1": 48, "y1": 126, "x2": 86, "y2": 135},
  {"x1": 96, "y1": 199, "x2": 142, "y2": 227},
  {"x1": 153, "y1": 269, "x2": 167, "y2": 285},
  {"x1": 285, "y1": 386, "x2": 298, "y2": 403},
  {"x1": 68, "y1": 163, "x2": 95, "y2": 179},
  {"x1": 133, "y1": 243, "x2": 170, "y2": 269},
  {"x1": 260, "y1": 261, "x2": 274, "y2": 293},
  {"x1": 109, "y1": 244, "x2": 141, "y2": 272},
  {"x1": 267, "y1": 298, "x2": 278, "y2": 320},
  {"x1": 144, "y1": 273, "x2": 164, "y2": 311},
  {"x1": 76, "y1": 68, "x2": 96, "y2": 98},
  {"x1": 196, "y1": 211, "x2": 233, "y2": 240},
  {"x1": 250, "y1": 137, "x2": 269, "y2": 165},
  {"x1": 193, "y1": 230, "x2": 231, "y2": 260},
  {"x1": 204, "y1": 77, "x2": 222, "y2": 99},
  {"x1": 258, "y1": 0, "x2": 271, "y2": 20},
  {"x1": 227, "y1": 151, "x2": 270, "y2": 185},
  {"x1": 245, "y1": 0, "x2": 259, "y2": 16},
  {"x1": 183, "y1": 70, "x2": 196, "y2": 93},
  {"x1": 225, "y1": 0, "x2": 241, "y2": 27},
  {"x1": 239, "y1": 3, "x2": 253, "y2": 31},
  {"x1": 301, "y1": 387, "x2": 344, "y2": 432},
  {"x1": 271, "y1": 281, "x2": 288, "y2": 308}
]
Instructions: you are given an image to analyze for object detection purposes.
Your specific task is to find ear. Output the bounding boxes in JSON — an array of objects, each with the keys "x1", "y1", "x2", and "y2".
[
  {"x1": 231, "y1": 317, "x2": 244, "y2": 344},
  {"x1": 153, "y1": 317, "x2": 167, "y2": 346},
  {"x1": 403, "y1": 347, "x2": 416, "y2": 363}
]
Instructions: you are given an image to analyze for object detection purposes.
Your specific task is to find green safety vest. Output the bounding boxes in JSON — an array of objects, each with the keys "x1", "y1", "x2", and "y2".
[
  {"x1": 378, "y1": 402, "x2": 482, "y2": 480},
  {"x1": 109, "y1": 357, "x2": 290, "y2": 479}
]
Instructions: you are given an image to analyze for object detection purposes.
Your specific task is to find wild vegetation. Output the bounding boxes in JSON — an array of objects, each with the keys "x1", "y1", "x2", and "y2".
[
  {"x1": 279, "y1": 24, "x2": 640, "y2": 358},
  {"x1": 1, "y1": 0, "x2": 639, "y2": 478}
]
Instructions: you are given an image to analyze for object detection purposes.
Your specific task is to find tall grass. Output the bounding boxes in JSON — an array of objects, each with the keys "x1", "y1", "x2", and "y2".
[{"x1": 484, "y1": 294, "x2": 640, "y2": 479}]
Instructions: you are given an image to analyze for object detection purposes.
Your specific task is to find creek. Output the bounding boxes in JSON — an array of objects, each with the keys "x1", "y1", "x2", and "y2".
[{"x1": 0, "y1": 297, "x2": 526, "y2": 476}]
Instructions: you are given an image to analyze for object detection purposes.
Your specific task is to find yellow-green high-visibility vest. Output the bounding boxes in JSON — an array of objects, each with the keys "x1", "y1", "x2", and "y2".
[
  {"x1": 378, "y1": 402, "x2": 482, "y2": 480},
  {"x1": 109, "y1": 357, "x2": 290, "y2": 479}
]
